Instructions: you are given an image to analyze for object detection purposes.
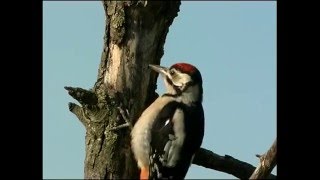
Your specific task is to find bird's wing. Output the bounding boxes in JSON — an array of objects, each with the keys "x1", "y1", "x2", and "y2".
[{"x1": 149, "y1": 101, "x2": 191, "y2": 179}]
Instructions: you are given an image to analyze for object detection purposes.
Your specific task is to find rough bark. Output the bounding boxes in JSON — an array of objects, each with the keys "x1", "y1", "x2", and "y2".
[
  {"x1": 66, "y1": 1, "x2": 181, "y2": 179},
  {"x1": 249, "y1": 139, "x2": 277, "y2": 179}
]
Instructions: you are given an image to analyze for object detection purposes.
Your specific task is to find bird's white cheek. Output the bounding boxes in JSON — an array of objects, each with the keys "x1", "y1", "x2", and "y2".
[{"x1": 172, "y1": 81, "x2": 183, "y2": 87}]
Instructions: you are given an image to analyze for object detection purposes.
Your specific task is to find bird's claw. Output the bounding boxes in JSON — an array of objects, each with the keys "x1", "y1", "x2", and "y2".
[{"x1": 109, "y1": 106, "x2": 132, "y2": 131}]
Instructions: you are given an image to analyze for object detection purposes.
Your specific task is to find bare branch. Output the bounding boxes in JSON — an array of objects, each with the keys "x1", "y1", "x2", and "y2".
[
  {"x1": 250, "y1": 139, "x2": 277, "y2": 179},
  {"x1": 65, "y1": 86, "x2": 98, "y2": 106},
  {"x1": 193, "y1": 148, "x2": 276, "y2": 179},
  {"x1": 68, "y1": 102, "x2": 87, "y2": 127}
]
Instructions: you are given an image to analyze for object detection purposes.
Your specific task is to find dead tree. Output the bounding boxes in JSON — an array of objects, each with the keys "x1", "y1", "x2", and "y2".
[{"x1": 65, "y1": 1, "x2": 277, "y2": 179}]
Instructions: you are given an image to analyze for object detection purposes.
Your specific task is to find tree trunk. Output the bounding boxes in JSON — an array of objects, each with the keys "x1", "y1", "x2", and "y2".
[{"x1": 66, "y1": 1, "x2": 181, "y2": 179}]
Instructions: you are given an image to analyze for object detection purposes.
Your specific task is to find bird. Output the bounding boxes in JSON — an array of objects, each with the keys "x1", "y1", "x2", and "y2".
[{"x1": 131, "y1": 62, "x2": 205, "y2": 179}]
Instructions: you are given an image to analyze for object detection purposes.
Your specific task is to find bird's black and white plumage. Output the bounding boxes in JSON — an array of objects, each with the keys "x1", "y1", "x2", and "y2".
[{"x1": 131, "y1": 63, "x2": 205, "y2": 180}]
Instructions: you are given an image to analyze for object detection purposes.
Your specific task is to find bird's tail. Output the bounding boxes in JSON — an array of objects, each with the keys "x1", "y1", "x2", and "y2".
[{"x1": 140, "y1": 166, "x2": 149, "y2": 180}]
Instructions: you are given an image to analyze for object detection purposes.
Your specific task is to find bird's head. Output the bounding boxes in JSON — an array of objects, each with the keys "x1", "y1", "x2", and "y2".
[{"x1": 149, "y1": 62, "x2": 203, "y2": 104}]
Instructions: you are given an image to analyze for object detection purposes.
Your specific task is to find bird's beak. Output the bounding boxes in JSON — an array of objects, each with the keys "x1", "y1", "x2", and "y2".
[{"x1": 149, "y1": 64, "x2": 169, "y2": 77}]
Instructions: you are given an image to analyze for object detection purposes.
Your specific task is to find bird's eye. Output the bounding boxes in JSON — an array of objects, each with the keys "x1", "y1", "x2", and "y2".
[{"x1": 169, "y1": 70, "x2": 175, "y2": 75}]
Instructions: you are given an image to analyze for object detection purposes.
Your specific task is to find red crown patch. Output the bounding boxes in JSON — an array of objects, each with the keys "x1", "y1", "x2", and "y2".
[{"x1": 171, "y1": 63, "x2": 197, "y2": 74}]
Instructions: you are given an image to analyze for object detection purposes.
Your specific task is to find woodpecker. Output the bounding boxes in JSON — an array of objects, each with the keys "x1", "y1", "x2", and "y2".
[{"x1": 131, "y1": 63, "x2": 205, "y2": 179}]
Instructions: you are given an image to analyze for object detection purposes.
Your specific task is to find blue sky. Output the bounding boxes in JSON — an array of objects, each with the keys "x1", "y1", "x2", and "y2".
[{"x1": 43, "y1": 1, "x2": 276, "y2": 179}]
